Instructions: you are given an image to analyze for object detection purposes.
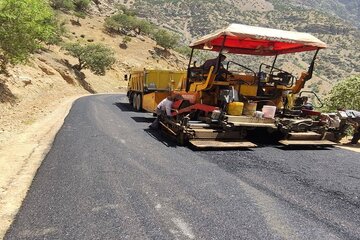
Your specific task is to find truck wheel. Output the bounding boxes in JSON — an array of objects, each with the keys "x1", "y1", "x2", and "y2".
[
  {"x1": 128, "y1": 92, "x2": 133, "y2": 105},
  {"x1": 135, "y1": 94, "x2": 142, "y2": 111},
  {"x1": 132, "y1": 93, "x2": 138, "y2": 110}
]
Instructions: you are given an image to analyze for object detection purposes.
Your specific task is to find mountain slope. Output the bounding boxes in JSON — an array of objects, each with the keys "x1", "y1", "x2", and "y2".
[
  {"x1": 279, "y1": 0, "x2": 360, "y2": 29},
  {"x1": 104, "y1": 0, "x2": 359, "y2": 93},
  {"x1": 0, "y1": 12, "x2": 186, "y2": 145}
]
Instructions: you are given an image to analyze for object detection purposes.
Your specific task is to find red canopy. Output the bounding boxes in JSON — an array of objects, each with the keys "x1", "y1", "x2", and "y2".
[{"x1": 189, "y1": 24, "x2": 327, "y2": 56}]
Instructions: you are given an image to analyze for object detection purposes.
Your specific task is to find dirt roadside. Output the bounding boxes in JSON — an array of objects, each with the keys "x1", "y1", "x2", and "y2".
[{"x1": 0, "y1": 95, "x2": 89, "y2": 238}]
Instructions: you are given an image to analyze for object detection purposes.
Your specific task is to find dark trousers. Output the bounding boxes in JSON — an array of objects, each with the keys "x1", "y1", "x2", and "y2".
[
  {"x1": 351, "y1": 127, "x2": 360, "y2": 144},
  {"x1": 149, "y1": 108, "x2": 163, "y2": 129}
]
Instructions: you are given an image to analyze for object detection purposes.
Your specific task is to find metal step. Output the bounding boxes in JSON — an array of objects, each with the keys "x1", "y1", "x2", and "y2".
[
  {"x1": 231, "y1": 122, "x2": 276, "y2": 128},
  {"x1": 190, "y1": 128, "x2": 245, "y2": 139},
  {"x1": 279, "y1": 140, "x2": 335, "y2": 146},
  {"x1": 287, "y1": 131, "x2": 322, "y2": 140},
  {"x1": 188, "y1": 123, "x2": 212, "y2": 128},
  {"x1": 226, "y1": 115, "x2": 276, "y2": 123},
  {"x1": 190, "y1": 140, "x2": 257, "y2": 148}
]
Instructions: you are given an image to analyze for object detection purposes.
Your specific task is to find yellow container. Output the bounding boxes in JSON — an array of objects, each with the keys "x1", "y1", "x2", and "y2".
[
  {"x1": 243, "y1": 102, "x2": 257, "y2": 116},
  {"x1": 227, "y1": 102, "x2": 244, "y2": 116},
  {"x1": 240, "y1": 85, "x2": 258, "y2": 97}
]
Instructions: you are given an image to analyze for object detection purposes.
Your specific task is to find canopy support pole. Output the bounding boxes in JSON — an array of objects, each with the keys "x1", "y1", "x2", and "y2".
[
  {"x1": 270, "y1": 54, "x2": 278, "y2": 75},
  {"x1": 216, "y1": 36, "x2": 227, "y2": 72},
  {"x1": 186, "y1": 48, "x2": 195, "y2": 92},
  {"x1": 304, "y1": 48, "x2": 320, "y2": 81}
]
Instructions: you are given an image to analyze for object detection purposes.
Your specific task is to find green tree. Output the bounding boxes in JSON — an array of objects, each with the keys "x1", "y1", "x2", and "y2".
[
  {"x1": 116, "y1": 4, "x2": 137, "y2": 16},
  {"x1": 175, "y1": 46, "x2": 192, "y2": 57},
  {"x1": 50, "y1": 0, "x2": 74, "y2": 11},
  {"x1": 0, "y1": 0, "x2": 58, "y2": 72},
  {"x1": 73, "y1": 0, "x2": 90, "y2": 12},
  {"x1": 104, "y1": 14, "x2": 135, "y2": 33},
  {"x1": 63, "y1": 42, "x2": 116, "y2": 75},
  {"x1": 104, "y1": 17, "x2": 121, "y2": 33},
  {"x1": 134, "y1": 19, "x2": 153, "y2": 35},
  {"x1": 324, "y1": 76, "x2": 360, "y2": 111},
  {"x1": 104, "y1": 10, "x2": 154, "y2": 36},
  {"x1": 114, "y1": 14, "x2": 137, "y2": 32},
  {"x1": 153, "y1": 29, "x2": 178, "y2": 50}
]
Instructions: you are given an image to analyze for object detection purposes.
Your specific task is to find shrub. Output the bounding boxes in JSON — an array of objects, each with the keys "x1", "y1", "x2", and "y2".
[
  {"x1": 104, "y1": 7, "x2": 154, "y2": 36},
  {"x1": 134, "y1": 19, "x2": 154, "y2": 35},
  {"x1": 116, "y1": 4, "x2": 137, "y2": 16},
  {"x1": 153, "y1": 29, "x2": 179, "y2": 50},
  {"x1": 73, "y1": 11, "x2": 86, "y2": 24},
  {"x1": 73, "y1": 0, "x2": 90, "y2": 12},
  {"x1": 323, "y1": 75, "x2": 360, "y2": 111},
  {"x1": 175, "y1": 46, "x2": 192, "y2": 57},
  {"x1": 105, "y1": 13, "x2": 137, "y2": 33},
  {"x1": 122, "y1": 36, "x2": 132, "y2": 45},
  {"x1": 51, "y1": 0, "x2": 90, "y2": 12},
  {"x1": 104, "y1": 18, "x2": 121, "y2": 33},
  {"x1": 51, "y1": 0, "x2": 74, "y2": 11}
]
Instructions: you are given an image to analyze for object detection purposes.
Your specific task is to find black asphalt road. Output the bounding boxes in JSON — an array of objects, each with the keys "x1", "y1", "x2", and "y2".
[{"x1": 6, "y1": 94, "x2": 360, "y2": 240}]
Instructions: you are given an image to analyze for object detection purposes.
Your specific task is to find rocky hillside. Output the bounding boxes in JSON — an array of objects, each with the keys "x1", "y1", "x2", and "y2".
[
  {"x1": 281, "y1": 0, "x2": 360, "y2": 29},
  {"x1": 0, "y1": 12, "x2": 186, "y2": 145},
  {"x1": 94, "y1": 0, "x2": 359, "y2": 95}
]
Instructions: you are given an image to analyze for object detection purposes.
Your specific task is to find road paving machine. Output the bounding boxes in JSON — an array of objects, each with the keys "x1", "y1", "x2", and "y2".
[{"x1": 127, "y1": 24, "x2": 347, "y2": 148}]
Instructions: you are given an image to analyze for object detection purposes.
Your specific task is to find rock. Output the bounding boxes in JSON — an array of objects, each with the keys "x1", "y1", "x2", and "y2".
[
  {"x1": 137, "y1": 35, "x2": 146, "y2": 41},
  {"x1": 38, "y1": 64, "x2": 55, "y2": 75},
  {"x1": 22, "y1": 79, "x2": 32, "y2": 87},
  {"x1": 70, "y1": 19, "x2": 81, "y2": 26},
  {"x1": 56, "y1": 69, "x2": 76, "y2": 85},
  {"x1": 127, "y1": 31, "x2": 137, "y2": 37},
  {"x1": 18, "y1": 76, "x2": 32, "y2": 87}
]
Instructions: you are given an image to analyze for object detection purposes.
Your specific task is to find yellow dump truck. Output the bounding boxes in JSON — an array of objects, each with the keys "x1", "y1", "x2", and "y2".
[{"x1": 126, "y1": 69, "x2": 186, "y2": 111}]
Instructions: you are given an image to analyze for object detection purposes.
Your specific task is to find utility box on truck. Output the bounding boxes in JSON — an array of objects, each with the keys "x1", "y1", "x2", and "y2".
[{"x1": 127, "y1": 69, "x2": 186, "y2": 112}]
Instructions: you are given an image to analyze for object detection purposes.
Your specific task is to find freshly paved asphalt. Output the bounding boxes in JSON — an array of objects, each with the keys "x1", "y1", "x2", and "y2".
[{"x1": 5, "y1": 94, "x2": 360, "y2": 239}]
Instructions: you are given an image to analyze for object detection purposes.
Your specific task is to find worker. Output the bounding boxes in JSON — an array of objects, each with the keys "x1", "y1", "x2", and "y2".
[
  {"x1": 149, "y1": 94, "x2": 182, "y2": 129},
  {"x1": 351, "y1": 124, "x2": 360, "y2": 145},
  {"x1": 202, "y1": 54, "x2": 233, "y2": 81},
  {"x1": 346, "y1": 109, "x2": 360, "y2": 145},
  {"x1": 302, "y1": 96, "x2": 314, "y2": 110}
]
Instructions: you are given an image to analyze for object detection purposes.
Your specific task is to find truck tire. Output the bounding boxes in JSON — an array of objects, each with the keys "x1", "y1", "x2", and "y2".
[
  {"x1": 128, "y1": 91, "x2": 133, "y2": 105},
  {"x1": 135, "y1": 94, "x2": 142, "y2": 111},
  {"x1": 132, "y1": 93, "x2": 138, "y2": 110}
]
